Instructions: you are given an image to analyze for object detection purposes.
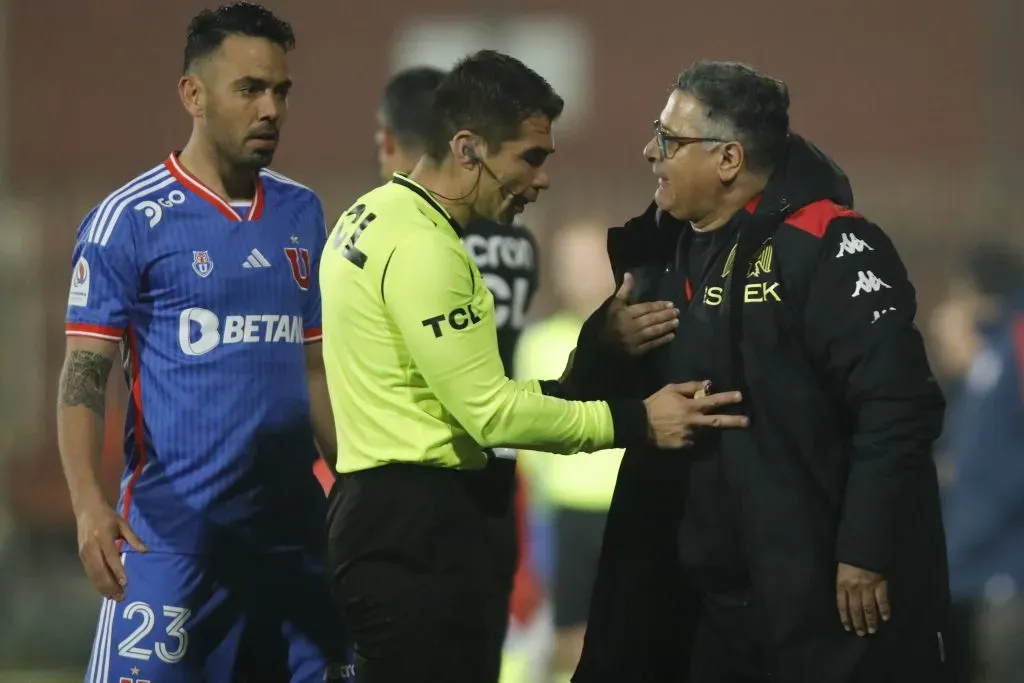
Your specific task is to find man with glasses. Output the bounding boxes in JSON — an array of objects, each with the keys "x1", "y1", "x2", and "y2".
[{"x1": 563, "y1": 60, "x2": 954, "y2": 683}]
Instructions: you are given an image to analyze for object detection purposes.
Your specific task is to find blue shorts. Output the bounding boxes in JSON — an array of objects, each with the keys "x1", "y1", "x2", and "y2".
[{"x1": 84, "y1": 551, "x2": 355, "y2": 683}]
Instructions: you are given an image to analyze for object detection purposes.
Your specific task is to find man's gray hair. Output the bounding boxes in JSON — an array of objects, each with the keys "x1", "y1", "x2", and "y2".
[{"x1": 675, "y1": 61, "x2": 790, "y2": 173}]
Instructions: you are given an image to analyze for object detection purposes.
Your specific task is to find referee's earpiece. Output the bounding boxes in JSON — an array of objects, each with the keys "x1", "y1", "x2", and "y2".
[{"x1": 463, "y1": 145, "x2": 480, "y2": 165}]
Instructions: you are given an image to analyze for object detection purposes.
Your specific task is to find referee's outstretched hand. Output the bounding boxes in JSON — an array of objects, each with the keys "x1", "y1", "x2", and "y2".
[
  {"x1": 603, "y1": 273, "x2": 679, "y2": 356},
  {"x1": 643, "y1": 381, "x2": 749, "y2": 449}
]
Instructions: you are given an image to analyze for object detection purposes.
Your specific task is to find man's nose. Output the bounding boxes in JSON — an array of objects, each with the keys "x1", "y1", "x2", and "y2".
[
  {"x1": 643, "y1": 138, "x2": 658, "y2": 163},
  {"x1": 258, "y1": 92, "x2": 284, "y2": 121},
  {"x1": 533, "y1": 167, "x2": 551, "y2": 191}
]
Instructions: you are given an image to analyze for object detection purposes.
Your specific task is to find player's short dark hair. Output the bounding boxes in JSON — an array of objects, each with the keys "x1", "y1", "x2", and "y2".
[
  {"x1": 674, "y1": 61, "x2": 790, "y2": 173},
  {"x1": 380, "y1": 67, "x2": 447, "y2": 155},
  {"x1": 183, "y1": 2, "x2": 295, "y2": 74},
  {"x1": 425, "y1": 50, "x2": 564, "y2": 161}
]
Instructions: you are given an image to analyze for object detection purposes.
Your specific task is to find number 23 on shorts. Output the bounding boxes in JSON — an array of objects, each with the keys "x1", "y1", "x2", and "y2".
[{"x1": 86, "y1": 553, "x2": 198, "y2": 682}]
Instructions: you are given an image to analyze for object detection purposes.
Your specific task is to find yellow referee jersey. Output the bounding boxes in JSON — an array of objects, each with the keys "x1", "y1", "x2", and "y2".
[{"x1": 320, "y1": 175, "x2": 628, "y2": 474}]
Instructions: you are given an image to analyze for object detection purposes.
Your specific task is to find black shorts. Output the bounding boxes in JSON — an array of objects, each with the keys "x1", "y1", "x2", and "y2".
[
  {"x1": 553, "y1": 507, "x2": 608, "y2": 629},
  {"x1": 326, "y1": 463, "x2": 504, "y2": 683}
]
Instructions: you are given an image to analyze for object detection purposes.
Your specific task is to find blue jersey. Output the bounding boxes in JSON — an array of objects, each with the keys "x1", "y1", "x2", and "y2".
[{"x1": 65, "y1": 153, "x2": 328, "y2": 556}]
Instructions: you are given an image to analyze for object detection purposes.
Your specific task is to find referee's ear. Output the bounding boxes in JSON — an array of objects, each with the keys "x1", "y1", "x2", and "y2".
[{"x1": 451, "y1": 132, "x2": 483, "y2": 170}]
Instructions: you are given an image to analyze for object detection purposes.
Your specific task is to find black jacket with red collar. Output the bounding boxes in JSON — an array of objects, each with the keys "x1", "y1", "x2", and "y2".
[{"x1": 566, "y1": 134, "x2": 954, "y2": 683}]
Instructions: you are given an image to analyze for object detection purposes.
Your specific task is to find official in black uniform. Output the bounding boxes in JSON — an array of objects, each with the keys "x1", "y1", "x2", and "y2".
[
  {"x1": 374, "y1": 65, "x2": 540, "y2": 683},
  {"x1": 568, "y1": 61, "x2": 954, "y2": 683}
]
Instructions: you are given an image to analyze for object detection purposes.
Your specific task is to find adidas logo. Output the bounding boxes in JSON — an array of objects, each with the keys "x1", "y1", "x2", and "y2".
[{"x1": 242, "y1": 249, "x2": 271, "y2": 269}]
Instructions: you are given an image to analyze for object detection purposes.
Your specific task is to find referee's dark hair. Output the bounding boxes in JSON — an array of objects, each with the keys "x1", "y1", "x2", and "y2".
[
  {"x1": 425, "y1": 50, "x2": 564, "y2": 161},
  {"x1": 675, "y1": 61, "x2": 790, "y2": 174},
  {"x1": 183, "y1": 2, "x2": 295, "y2": 74},
  {"x1": 380, "y1": 67, "x2": 446, "y2": 155}
]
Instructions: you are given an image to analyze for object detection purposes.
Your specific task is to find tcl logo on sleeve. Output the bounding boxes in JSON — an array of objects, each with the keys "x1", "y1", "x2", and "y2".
[
  {"x1": 178, "y1": 307, "x2": 304, "y2": 356},
  {"x1": 420, "y1": 305, "x2": 483, "y2": 338}
]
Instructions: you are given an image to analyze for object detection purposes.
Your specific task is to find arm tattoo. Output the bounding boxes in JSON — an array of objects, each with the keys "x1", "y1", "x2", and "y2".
[{"x1": 59, "y1": 350, "x2": 113, "y2": 415}]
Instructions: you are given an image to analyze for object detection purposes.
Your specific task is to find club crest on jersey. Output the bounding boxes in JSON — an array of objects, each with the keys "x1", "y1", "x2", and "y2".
[
  {"x1": 192, "y1": 250, "x2": 215, "y2": 278},
  {"x1": 284, "y1": 247, "x2": 311, "y2": 290}
]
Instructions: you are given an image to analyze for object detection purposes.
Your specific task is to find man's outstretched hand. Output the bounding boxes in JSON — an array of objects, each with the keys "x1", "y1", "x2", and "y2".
[
  {"x1": 603, "y1": 273, "x2": 679, "y2": 356},
  {"x1": 644, "y1": 381, "x2": 749, "y2": 449}
]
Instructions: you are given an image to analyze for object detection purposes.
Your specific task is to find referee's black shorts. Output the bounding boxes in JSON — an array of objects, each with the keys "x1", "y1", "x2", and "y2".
[{"x1": 326, "y1": 463, "x2": 502, "y2": 683}]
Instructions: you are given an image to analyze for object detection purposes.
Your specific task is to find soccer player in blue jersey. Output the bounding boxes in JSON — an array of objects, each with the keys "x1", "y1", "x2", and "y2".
[{"x1": 56, "y1": 4, "x2": 352, "y2": 682}]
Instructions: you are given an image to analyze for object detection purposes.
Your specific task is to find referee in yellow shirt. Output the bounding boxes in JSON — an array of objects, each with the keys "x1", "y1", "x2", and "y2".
[{"x1": 319, "y1": 50, "x2": 747, "y2": 683}]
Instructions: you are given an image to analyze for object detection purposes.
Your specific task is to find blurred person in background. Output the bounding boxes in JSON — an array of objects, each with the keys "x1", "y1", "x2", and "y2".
[
  {"x1": 371, "y1": 63, "x2": 543, "y2": 683},
  {"x1": 934, "y1": 244, "x2": 1024, "y2": 683},
  {"x1": 514, "y1": 219, "x2": 624, "y2": 683},
  {"x1": 57, "y1": 4, "x2": 351, "y2": 681},
  {"x1": 568, "y1": 60, "x2": 953, "y2": 683}
]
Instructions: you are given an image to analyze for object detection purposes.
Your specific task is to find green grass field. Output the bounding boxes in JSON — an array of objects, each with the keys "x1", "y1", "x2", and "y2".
[{"x1": 0, "y1": 672, "x2": 80, "y2": 683}]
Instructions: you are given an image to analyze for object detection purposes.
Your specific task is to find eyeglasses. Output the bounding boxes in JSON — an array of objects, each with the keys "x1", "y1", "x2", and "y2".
[{"x1": 653, "y1": 120, "x2": 723, "y2": 159}]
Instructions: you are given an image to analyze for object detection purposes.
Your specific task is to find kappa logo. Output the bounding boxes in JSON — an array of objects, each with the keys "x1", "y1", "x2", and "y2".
[
  {"x1": 836, "y1": 232, "x2": 874, "y2": 258},
  {"x1": 872, "y1": 306, "x2": 896, "y2": 323},
  {"x1": 851, "y1": 270, "x2": 891, "y2": 297},
  {"x1": 192, "y1": 250, "x2": 214, "y2": 278},
  {"x1": 284, "y1": 247, "x2": 311, "y2": 290},
  {"x1": 135, "y1": 190, "x2": 187, "y2": 228}
]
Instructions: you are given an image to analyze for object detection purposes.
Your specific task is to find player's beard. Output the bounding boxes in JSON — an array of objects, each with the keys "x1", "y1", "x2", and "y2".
[
  {"x1": 208, "y1": 121, "x2": 276, "y2": 171},
  {"x1": 243, "y1": 146, "x2": 275, "y2": 169},
  {"x1": 223, "y1": 137, "x2": 274, "y2": 172}
]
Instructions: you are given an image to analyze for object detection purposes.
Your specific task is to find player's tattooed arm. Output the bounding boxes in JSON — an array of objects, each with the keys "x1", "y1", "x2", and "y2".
[{"x1": 59, "y1": 350, "x2": 113, "y2": 415}]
